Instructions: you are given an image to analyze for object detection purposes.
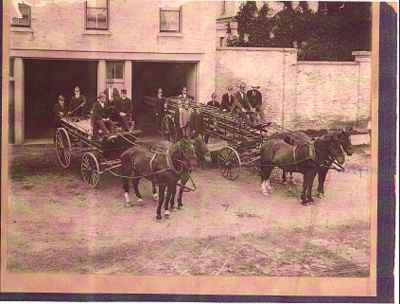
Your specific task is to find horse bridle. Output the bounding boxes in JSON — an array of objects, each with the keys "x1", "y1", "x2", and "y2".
[{"x1": 321, "y1": 142, "x2": 346, "y2": 172}]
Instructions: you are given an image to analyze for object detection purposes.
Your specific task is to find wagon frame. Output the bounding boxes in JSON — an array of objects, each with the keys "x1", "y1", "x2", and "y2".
[
  {"x1": 163, "y1": 97, "x2": 274, "y2": 181},
  {"x1": 55, "y1": 117, "x2": 140, "y2": 188}
]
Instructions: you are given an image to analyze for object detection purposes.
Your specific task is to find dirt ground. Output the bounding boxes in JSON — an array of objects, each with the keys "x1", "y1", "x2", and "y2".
[{"x1": 6, "y1": 143, "x2": 371, "y2": 276}]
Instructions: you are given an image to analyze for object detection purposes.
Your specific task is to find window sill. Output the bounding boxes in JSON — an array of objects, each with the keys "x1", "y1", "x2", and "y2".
[
  {"x1": 157, "y1": 32, "x2": 183, "y2": 38},
  {"x1": 11, "y1": 26, "x2": 33, "y2": 33},
  {"x1": 83, "y1": 29, "x2": 112, "y2": 36}
]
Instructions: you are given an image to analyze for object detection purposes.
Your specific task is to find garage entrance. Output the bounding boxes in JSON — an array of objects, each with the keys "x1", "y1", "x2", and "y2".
[
  {"x1": 132, "y1": 62, "x2": 197, "y2": 134},
  {"x1": 24, "y1": 60, "x2": 97, "y2": 140}
]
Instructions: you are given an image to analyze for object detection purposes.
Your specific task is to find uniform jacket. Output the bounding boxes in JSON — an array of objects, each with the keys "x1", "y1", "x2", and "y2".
[
  {"x1": 115, "y1": 97, "x2": 133, "y2": 115},
  {"x1": 70, "y1": 94, "x2": 90, "y2": 115},
  {"x1": 247, "y1": 89, "x2": 262, "y2": 108},
  {"x1": 221, "y1": 93, "x2": 234, "y2": 111},
  {"x1": 91, "y1": 101, "x2": 109, "y2": 122},
  {"x1": 233, "y1": 91, "x2": 251, "y2": 112}
]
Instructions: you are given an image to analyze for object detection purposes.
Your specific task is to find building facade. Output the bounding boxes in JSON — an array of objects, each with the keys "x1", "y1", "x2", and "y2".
[{"x1": 8, "y1": 0, "x2": 217, "y2": 143}]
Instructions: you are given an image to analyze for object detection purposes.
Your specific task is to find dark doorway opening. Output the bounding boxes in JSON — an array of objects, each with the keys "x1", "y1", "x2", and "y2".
[
  {"x1": 24, "y1": 60, "x2": 97, "y2": 140},
  {"x1": 132, "y1": 62, "x2": 197, "y2": 135}
]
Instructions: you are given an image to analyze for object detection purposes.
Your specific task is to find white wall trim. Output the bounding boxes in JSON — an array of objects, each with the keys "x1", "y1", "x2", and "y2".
[{"x1": 10, "y1": 49, "x2": 204, "y2": 62}]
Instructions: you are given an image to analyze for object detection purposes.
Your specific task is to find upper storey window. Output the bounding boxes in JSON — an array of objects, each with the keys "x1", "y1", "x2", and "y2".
[
  {"x1": 160, "y1": 7, "x2": 181, "y2": 32},
  {"x1": 11, "y1": 2, "x2": 31, "y2": 27},
  {"x1": 86, "y1": 0, "x2": 109, "y2": 30}
]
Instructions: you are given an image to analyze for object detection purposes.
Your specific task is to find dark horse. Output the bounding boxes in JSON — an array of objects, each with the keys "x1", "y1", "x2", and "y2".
[
  {"x1": 280, "y1": 129, "x2": 353, "y2": 198},
  {"x1": 120, "y1": 137, "x2": 196, "y2": 219},
  {"x1": 260, "y1": 130, "x2": 352, "y2": 205}
]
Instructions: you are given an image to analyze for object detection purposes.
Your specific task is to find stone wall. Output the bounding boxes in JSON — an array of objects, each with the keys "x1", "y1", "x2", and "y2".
[{"x1": 216, "y1": 48, "x2": 371, "y2": 130}]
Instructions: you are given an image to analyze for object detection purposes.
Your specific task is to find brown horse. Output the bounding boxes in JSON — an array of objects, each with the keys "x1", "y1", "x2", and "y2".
[
  {"x1": 280, "y1": 129, "x2": 353, "y2": 198},
  {"x1": 120, "y1": 138, "x2": 196, "y2": 219},
  {"x1": 260, "y1": 131, "x2": 349, "y2": 205}
]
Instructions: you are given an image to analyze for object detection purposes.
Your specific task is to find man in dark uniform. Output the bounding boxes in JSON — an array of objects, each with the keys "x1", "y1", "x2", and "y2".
[
  {"x1": 53, "y1": 94, "x2": 68, "y2": 142},
  {"x1": 114, "y1": 88, "x2": 133, "y2": 131},
  {"x1": 221, "y1": 86, "x2": 234, "y2": 112},
  {"x1": 247, "y1": 85, "x2": 265, "y2": 121},
  {"x1": 69, "y1": 86, "x2": 90, "y2": 117},
  {"x1": 53, "y1": 94, "x2": 67, "y2": 127},
  {"x1": 155, "y1": 87, "x2": 166, "y2": 131},
  {"x1": 206, "y1": 92, "x2": 221, "y2": 109},
  {"x1": 91, "y1": 93, "x2": 113, "y2": 137},
  {"x1": 232, "y1": 82, "x2": 252, "y2": 124}
]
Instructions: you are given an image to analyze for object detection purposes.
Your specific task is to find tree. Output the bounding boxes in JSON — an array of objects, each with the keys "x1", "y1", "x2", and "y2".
[
  {"x1": 234, "y1": 1, "x2": 371, "y2": 61},
  {"x1": 249, "y1": 2, "x2": 274, "y2": 47},
  {"x1": 234, "y1": 1, "x2": 258, "y2": 44}
]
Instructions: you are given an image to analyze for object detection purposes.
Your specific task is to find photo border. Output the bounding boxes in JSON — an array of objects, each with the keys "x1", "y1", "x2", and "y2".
[{"x1": 0, "y1": 1, "x2": 396, "y2": 302}]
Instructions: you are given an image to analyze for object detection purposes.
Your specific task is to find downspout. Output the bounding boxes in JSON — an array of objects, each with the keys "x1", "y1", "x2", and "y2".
[{"x1": 281, "y1": 50, "x2": 286, "y2": 128}]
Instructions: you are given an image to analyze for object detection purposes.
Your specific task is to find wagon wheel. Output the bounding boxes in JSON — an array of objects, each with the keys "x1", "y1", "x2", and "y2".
[
  {"x1": 217, "y1": 146, "x2": 241, "y2": 181},
  {"x1": 55, "y1": 128, "x2": 72, "y2": 169},
  {"x1": 81, "y1": 152, "x2": 101, "y2": 188}
]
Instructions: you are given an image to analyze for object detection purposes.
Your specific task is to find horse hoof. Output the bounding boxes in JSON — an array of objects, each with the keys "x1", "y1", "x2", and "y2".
[
  {"x1": 153, "y1": 194, "x2": 159, "y2": 201},
  {"x1": 124, "y1": 202, "x2": 133, "y2": 208},
  {"x1": 262, "y1": 190, "x2": 270, "y2": 196},
  {"x1": 137, "y1": 198, "x2": 143, "y2": 203},
  {"x1": 156, "y1": 214, "x2": 162, "y2": 220},
  {"x1": 164, "y1": 210, "x2": 170, "y2": 217},
  {"x1": 301, "y1": 201, "x2": 310, "y2": 206},
  {"x1": 177, "y1": 205, "x2": 183, "y2": 210}
]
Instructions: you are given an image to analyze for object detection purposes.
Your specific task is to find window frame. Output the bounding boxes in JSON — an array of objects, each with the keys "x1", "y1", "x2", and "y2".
[
  {"x1": 11, "y1": 3, "x2": 31, "y2": 28},
  {"x1": 159, "y1": 7, "x2": 182, "y2": 33},
  {"x1": 85, "y1": 0, "x2": 109, "y2": 31},
  {"x1": 106, "y1": 61, "x2": 124, "y2": 81}
]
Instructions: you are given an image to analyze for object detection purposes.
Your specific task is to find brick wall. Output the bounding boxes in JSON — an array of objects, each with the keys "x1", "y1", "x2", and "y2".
[{"x1": 216, "y1": 48, "x2": 371, "y2": 130}]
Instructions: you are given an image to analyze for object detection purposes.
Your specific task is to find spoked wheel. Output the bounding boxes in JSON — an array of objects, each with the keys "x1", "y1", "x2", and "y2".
[
  {"x1": 55, "y1": 128, "x2": 72, "y2": 169},
  {"x1": 81, "y1": 152, "x2": 101, "y2": 188},
  {"x1": 217, "y1": 146, "x2": 241, "y2": 181}
]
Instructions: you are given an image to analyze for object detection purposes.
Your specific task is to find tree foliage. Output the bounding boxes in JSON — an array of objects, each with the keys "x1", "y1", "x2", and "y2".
[{"x1": 229, "y1": 1, "x2": 371, "y2": 61}]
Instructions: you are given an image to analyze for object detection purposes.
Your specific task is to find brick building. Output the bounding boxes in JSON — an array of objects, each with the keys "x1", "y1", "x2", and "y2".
[
  {"x1": 8, "y1": 0, "x2": 217, "y2": 143},
  {"x1": 7, "y1": 1, "x2": 371, "y2": 144}
]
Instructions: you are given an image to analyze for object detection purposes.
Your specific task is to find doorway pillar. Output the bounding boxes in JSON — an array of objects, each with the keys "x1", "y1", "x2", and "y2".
[{"x1": 14, "y1": 57, "x2": 25, "y2": 144}]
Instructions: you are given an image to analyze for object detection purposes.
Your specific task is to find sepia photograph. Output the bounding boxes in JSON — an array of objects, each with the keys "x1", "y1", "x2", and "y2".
[{"x1": 0, "y1": 0, "x2": 396, "y2": 299}]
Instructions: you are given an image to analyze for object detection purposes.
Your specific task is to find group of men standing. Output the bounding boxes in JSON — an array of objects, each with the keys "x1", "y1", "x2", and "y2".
[{"x1": 53, "y1": 86, "x2": 134, "y2": 138}]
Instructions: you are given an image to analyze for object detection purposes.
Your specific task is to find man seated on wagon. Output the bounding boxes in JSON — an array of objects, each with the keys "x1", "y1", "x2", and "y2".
[
  {"x1": 114, "y1": 88, "x2": 134, "y2": 131},
  {"x1": 91, "y1": 93, "x2": 113, "y2": 137},
  {"x1": 221, "y1": 86, "x2": 234, "y2": 112},
  {"x1": 53, "y1": 94, "x2": 68, "y2": 142},
  {"x1": 69, "y1": 86, "x2": 90, "y2": 118},
  {"x1": 247, "y1": 85, "x2": 265, "y2": 122},
  {"x1": 232, "y1": 82, "x2": 252, "y2": 124},
  {"x1": 206, "y1": 92, "x2": 221, "y2": 109}
]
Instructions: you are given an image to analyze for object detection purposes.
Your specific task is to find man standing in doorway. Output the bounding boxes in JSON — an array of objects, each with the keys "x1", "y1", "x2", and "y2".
[
  {"x1": 155, "y1": 87, "x2": 166, "y2": 131},
  {"x1": 178, "y1": 87, "x2": 194, "y2": 105}
]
